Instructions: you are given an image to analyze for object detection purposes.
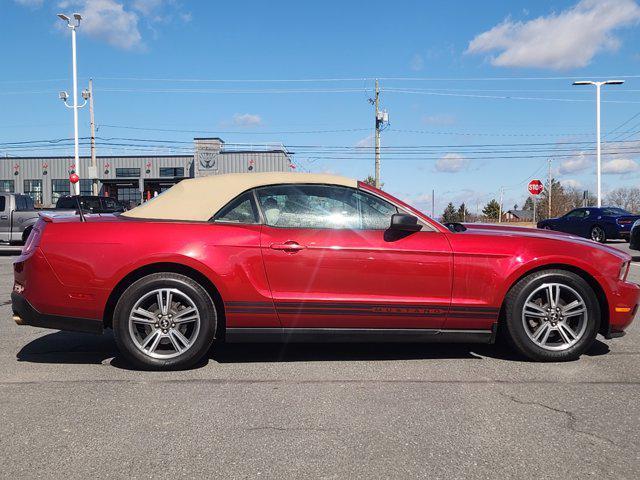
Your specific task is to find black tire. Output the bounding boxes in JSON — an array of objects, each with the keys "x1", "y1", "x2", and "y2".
[
  {"x1": 590, "y1": 225, "x2": 606, "y2": 243},
  {"x1": 113, "y1": 273, "x2": 217, "y2": 370},
  {"x1": 503, "y1": 269, "x2": 600, "y2": 362}
]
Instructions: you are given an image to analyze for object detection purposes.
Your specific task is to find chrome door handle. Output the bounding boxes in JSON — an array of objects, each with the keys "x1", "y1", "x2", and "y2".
[
  {"x1": 270, "y1": 241, "x2": 306, "y2": 252},
  {"x1": 0, "y1": 215, "x2": 7, "y2": 220}
]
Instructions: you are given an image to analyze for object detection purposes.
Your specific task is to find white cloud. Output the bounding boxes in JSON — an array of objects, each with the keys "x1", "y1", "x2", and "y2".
[
  {"x1": 466, "y1": 0, "x2": 640, "y2": 70},
  {"x1": 560, "y1": 179, "x2": 583, "y2": 189},
  {"x1": 12, "y1": 0, "x2": 191, "y2": 50},
  {"x1": 602, "y1": 158, "x2": 639, "y2": 174},
  {"x1": 435, "y1": 153, "x2": 469, "y2": 173},
  {"x1": 232, "y1": 113, "x2": 262, "y2": 127},
  {"x1": 559, "y1": 153, "x2": 592, "y2": 174},
  {"x1": 422, "y1": 114, "x2": 456, "y2": 126},
  {"x1": 56, "y1": 0, "x2": 143, "y2": 50},
  {"x1": 355, "y1": 134, "x2": 374, "y2": 148},
  {"x1": 410, "y1": 53, "x2": 424, "y2": 71}
]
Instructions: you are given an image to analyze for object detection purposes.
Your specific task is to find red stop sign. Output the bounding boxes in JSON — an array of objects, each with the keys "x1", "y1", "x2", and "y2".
[
  {"x1": 528, "y1": 179, "x2": 544, "y2": 195},
  {"x1": 69, "y1": 173, "x2": 79, "y2": 184}
]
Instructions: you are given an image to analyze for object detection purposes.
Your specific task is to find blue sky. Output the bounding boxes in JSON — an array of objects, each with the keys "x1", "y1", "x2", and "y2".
[{"x1": 2, "y1": 0, "x2": 640, "y2": 214}]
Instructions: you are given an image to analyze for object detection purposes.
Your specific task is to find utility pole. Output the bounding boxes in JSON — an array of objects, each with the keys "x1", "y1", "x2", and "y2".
[
  {"x1": 498, "y1": 187, "x2": 504, "y2": 223},
  {"x1": 89, "y1": 78, "x2": 98, "y2": 195},
  {"x1": 431, "y1": 189, "x2": 434, "y2": 218},
  {"x1": 547, "y1": 158, "x2": 552, "y2": 218},
  {"x1": 374, "y1": 79, "x2": 381, "y2": 189}
]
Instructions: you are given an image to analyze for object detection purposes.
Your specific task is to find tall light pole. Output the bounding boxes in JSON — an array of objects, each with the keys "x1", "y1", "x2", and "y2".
[
  {"x1": 573, "y1": 80, "x2": 624, "y2": 207},
  {"x1": 57, "y1": 13, "x2": 88, "y2": 196}
]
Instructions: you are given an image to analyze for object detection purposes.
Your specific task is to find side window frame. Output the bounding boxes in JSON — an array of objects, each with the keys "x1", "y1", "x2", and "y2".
[
  {"x1": 211, "y1": 189, "x2": 261, "y2": 225},
  {"x1": 254, "y1": 184, "x2": 405, "y2": 231}
]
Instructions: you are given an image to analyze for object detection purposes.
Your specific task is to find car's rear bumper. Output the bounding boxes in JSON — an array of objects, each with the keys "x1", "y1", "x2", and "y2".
[{"x1": 11, "y1": 292, "x2": 103, "y2": 334}]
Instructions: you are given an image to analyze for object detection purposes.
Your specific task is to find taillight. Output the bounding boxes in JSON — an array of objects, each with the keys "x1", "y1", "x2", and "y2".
[
  {"x1": 619, "y1": 261, "x2": 631, "y2": 282},
  {"x1": 22, "y1": 225, "x2": 42, "y2": 256}
]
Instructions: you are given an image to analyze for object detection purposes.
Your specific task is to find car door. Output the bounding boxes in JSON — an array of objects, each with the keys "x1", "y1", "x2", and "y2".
[
  {"x1": 257, "y1": 184, "x2": 453, "y2": 329},
  {"x1": 562, "y1": 209, "x2": 585, "y2": 235}
]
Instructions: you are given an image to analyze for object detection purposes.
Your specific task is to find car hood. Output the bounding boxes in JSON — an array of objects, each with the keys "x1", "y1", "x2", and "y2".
[{"x1": 463, "y1": 223, "x2": 629, "y2": 260}]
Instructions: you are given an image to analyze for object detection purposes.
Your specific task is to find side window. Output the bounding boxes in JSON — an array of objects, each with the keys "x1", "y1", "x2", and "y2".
[
  {"x1": 354, "y1": 190, "x2": 398, "y2": 229},
  {"x1": 0, "y1": 196, "x2": 5, "y2": 212},
  {"x1": 214, "y1": 191, "x2": 259, "y2": 224},
  {"x1": 25, "y1": 196, "x2": 34, "y2": 210},
  {"x1": 103, "y1": 198, "x2": 117, "y2": 209},
  {"x1": 16, "y1": 196, "x2": 27, "y2": 211},
  {"x1": 56, "y1": 197, "x2": 73, "y2": 209},
  {"x1": 565, "y1": 209, "x2": 581, "y2": 218},
  {"x1": 255, "y1": 185, "x2": 397, "y2": 230}
]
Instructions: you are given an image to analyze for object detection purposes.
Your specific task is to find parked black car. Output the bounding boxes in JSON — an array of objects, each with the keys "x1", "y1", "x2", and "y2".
[
  {"x1": 55, "y1": 195, "x2": 126, "y2": 214},
  {"x1": 630, "y1": 220, "x2": 640, "y2": 250},
  {"x1": 537, "y1": 207, "x2": 640, "y2": 243}
]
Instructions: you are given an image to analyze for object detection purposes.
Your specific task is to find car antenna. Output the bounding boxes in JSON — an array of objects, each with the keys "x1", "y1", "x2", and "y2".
[{"x1": 74, "y1": 195, "x2": 86, "y2": 222}]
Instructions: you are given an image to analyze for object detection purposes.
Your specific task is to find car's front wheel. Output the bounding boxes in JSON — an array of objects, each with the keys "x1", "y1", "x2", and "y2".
[
  {"x1": 503, "y1": 269, "x2": 600, "y2": 362},
  {"x1": 113, "y1": 273, "x2": 217, "y2": 370}
]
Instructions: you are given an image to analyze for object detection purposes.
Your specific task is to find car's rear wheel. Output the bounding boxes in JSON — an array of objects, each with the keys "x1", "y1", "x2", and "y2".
[
  {"x1": 113, "y1": 273, "x2": 217, "y2": 370},
  {"x1": 590, "y1": 225, "x2": 606, "y2": 243},
  {"x1": 503, "y1": 269, "x2": 600, "y2": 362}
]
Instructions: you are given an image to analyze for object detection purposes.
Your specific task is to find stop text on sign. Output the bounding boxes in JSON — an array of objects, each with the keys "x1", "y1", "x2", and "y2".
[{"x1": 528, "y1": 180, "x2": 544, "y2": 195}]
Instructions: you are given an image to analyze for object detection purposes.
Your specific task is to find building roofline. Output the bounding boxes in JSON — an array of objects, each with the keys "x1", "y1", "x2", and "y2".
[{"x1": 193, "y1": 137, "x2": 225, "y2": 142}]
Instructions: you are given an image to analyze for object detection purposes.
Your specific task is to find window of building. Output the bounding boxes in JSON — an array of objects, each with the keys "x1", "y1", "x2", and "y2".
[
  {"x1": 80, "y1": 179, "x2": 93, "y2": 196},
  {"x1": 52, "y1": 179, "x2": 71, "y2": 204},
  {"x1": 159, "y1": 167, "x2": 185, "y2": 177},
  {"x1": 117, "y1": 187, "x2": 141, "y2": 206},
  {"x1": 115, "y1": 168, "x2": 141, "y2": 178},
  {"x1": 0, "y1": 180, "x2": 14, "y2": 193},
  {"x1": 23, "y1": 180, "x2": 43, "y2": 205},
  {"x1": 255, "y1": 185, "x2": 397, "y2": 230}
]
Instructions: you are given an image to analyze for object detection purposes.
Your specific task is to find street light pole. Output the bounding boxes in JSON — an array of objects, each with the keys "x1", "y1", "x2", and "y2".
[
  {"x1": 573, "y1": 79, "x2": 624, "y2": 207},
  {"x1": 58, "y1": 13, "x2": 87, "y2": 196}
]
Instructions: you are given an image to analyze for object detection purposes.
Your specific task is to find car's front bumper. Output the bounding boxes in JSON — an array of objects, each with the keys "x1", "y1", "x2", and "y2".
[
  {"x1": 11, "y1": 292, "x2": 103, "y2": 334},
  {"x1": 605, "y1": 280, "x2": 640, "y2": 338}
]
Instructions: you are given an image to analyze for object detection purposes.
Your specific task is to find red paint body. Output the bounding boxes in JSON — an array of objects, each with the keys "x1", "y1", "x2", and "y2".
[{"x1": 12, "y1": 183, "x2": 639, "y2": 336}]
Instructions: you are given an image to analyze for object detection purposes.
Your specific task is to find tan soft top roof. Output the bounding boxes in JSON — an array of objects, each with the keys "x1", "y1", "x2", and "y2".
[{"x1": 122, "y1": 172, "x2": 358, "y2": 221}]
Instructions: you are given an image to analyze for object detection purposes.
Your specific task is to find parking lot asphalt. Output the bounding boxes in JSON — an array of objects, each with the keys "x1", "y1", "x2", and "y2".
[{"x1": 1, "y1": 243, "x2": 639, "y2": 479}]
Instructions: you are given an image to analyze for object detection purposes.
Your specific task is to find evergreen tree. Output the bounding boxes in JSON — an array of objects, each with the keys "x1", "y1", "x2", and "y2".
[
  {"x1": 482, "y1": 199, "x2": 501, "y2": 220},
  {"x1": 523, "y1": 197, "x2": 534, "y2": 211},
  {"x1": 362, "y1": 175, "x2": 384, "y2": 188},
  {"x1": 441, "y1": 202, "x2": 459, "y2": 222},
  {"x1": 457, "y1": 203, "x2": 469, "y2": 222}
]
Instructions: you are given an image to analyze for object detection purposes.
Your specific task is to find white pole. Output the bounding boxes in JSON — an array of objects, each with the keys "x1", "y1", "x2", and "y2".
[
  {"x1": 71, "y1": 25, "x2": 80, "y2": 196},
  {"x1": 596, "y1": 82, "x2": 602, "y2": 207}
]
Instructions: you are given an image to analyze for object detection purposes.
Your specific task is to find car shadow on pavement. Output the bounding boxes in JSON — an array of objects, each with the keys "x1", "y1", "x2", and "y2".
[
  {"x1": 16, "y1": 330, "x2": 118, "y2": 365},
  {"x1": 15, "y1": 330, "x2": 611, "y2": 367}
]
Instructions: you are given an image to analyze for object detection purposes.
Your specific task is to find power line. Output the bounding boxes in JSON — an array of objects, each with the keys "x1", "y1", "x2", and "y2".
[{"x1": 384, "y1": 88, "x2": 640, "y2": 104}]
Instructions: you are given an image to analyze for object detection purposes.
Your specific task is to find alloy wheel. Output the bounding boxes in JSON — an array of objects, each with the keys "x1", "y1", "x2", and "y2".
[
  {"x1": 128, "y1": 288, "x2": 201, "y2": 359},
  {"x1": 521, "y1": 282, "x2": 588, "y2": 351},
  {"x1": 591, "y1": 226, "x2": 605, "y2": 243}
]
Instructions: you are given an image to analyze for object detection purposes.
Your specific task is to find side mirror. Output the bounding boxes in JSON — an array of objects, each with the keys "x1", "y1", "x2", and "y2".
[{"x1": 390, "y1": 213, "x2": 422, "y2": 232}]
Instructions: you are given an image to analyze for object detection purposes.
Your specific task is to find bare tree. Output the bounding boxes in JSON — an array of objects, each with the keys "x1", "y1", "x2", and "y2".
[{"x1": 606, "y1": 187, "x2": 640, "y2": 212}]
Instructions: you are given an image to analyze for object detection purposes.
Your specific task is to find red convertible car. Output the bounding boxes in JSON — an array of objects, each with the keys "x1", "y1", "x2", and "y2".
[{"x1": 11, "y1": 173, "x2": 639, "y2": 369}]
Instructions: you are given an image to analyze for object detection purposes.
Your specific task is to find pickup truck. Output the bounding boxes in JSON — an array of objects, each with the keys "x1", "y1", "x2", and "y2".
[
  {"x1": 0, "y1": 193, "x2": 128, "y2": 245},
  {"x1": 0, "y1": 193, "x2": 78, "y2": 245}
]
